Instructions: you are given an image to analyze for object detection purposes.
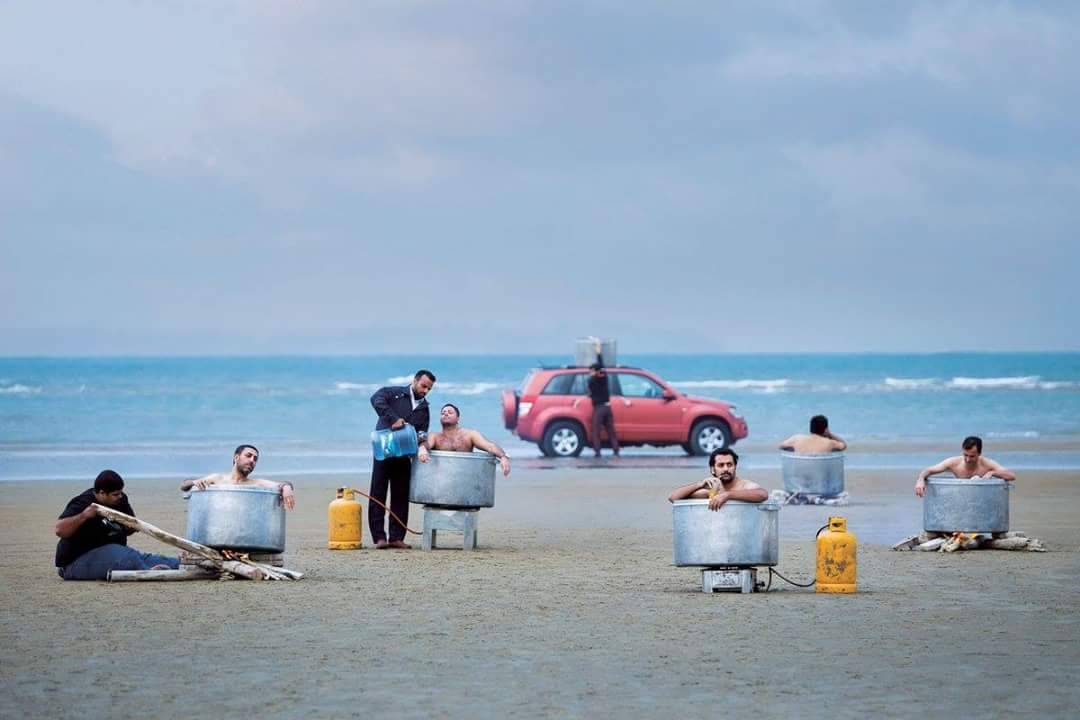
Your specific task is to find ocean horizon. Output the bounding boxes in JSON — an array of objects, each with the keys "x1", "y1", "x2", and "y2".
[{"x1": 3, "y1": 352, "x2": 1079, "y2": 481}]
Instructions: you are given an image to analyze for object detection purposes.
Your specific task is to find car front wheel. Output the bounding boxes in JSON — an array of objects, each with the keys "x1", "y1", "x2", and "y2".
[
  {"x1": 688, "y1": 419, "x2": 731, "y2": 456},
  {"x1": 541, "y1": 421, "x2": 586, "y2": 458}
]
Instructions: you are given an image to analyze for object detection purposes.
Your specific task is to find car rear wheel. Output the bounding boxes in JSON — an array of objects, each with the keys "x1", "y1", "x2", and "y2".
[
  {"x1": 541, "y1": 420, "x2": 586, "y2": 458},
  {"x1": 688, "y1": 419, "x2": 731, "y2": 456}
]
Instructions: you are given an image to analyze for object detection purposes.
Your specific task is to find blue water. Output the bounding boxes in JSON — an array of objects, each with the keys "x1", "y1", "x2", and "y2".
[{"x1": 2, "y1": 353, "x2": 1079, "y2": 480}]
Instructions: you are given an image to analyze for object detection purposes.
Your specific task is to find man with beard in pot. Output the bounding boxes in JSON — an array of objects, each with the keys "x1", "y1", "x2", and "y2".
[
  {"x1": 417, "y1": 403, "x2": 511, "y2": 476},
  {"x1": 668, "y1": 448, "x2": 768, "y2": 510},
  {"x1": 181, "y1": 444, "x2": 296, "y2": 509}
]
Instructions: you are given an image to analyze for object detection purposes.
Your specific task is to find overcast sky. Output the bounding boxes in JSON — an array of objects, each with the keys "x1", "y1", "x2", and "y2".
[{"x1": 2, "y1": 1, "x2": 1078, "y2": 354}]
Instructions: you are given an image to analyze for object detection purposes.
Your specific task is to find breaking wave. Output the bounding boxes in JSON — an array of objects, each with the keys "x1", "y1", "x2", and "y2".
[
  {"x1": 0, "y1": 384, "x2": 42, "y2": 395},
  {"x1": 670, "y1": 376, "x2": 1078, "y2": 394}
]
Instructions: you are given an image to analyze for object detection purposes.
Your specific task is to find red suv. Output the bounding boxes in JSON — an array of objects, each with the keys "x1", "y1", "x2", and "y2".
[{"x1": 502, "y1": 366, "x2": 748, "y2": 457}]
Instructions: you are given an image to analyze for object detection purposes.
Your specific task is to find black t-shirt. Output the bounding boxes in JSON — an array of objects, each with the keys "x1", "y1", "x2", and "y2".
[
  {"x1": 588, "y1": 373, "x2": 611, "y2": 405},
  {"x1": 55, "y1": 489, "x2": 136, "y2": 567}
]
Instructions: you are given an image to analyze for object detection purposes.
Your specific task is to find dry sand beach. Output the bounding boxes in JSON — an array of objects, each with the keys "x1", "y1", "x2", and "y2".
[{"x1": 2, "y1": 464, "x2": 1079, "y2": 718}]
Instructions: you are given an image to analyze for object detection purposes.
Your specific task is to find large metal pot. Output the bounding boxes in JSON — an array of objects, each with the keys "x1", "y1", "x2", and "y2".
[
  {"x1": 672, "y1": 499, "x2": 780, "y2": 567},
  {"x1": 185, "y1": 486, "x2": 286, "y2": 552},
  {"x1": 780, "y1": 452, "x2": 845, "y2": 496},
  {"x1": 923, "y1": 477, "x2": 1010, "y2": 533},
  {"x1": 574, "y1": 337, "x2": 617, "y2": 367},
  {"x1": 410, "y1": 450, "x2": 497, "y2": 509}
]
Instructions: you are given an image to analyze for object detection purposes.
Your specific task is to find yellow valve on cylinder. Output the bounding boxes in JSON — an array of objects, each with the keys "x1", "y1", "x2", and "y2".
[
  {"x1": 816, "y1": 516, "x2": 856, "y2": 593},
  {"x1": 328, "y1": 486, "x2": 363, "y2": 550}
]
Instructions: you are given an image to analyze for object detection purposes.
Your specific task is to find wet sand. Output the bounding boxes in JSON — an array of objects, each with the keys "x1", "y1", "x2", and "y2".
[{"x1": 2, "y1": 466, "x2": 1079, "y2": 718}]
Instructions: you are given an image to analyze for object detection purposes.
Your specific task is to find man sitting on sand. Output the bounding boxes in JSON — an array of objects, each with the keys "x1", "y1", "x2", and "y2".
[
  {"x1": 55, "y1": 470, "x2": 180, "y2": 580},
  {"x1": 914, "y1": 436, "x2": 1016, "y2": 497},
  {"x1": 180, "y1": 444, "x2": 296, "y2": 509},
  {"x1": 417, "y1": 404, "x2": 511, "y2": 476},
  {"x1": 668, "y1": 449, "x2": 768, "y2": 510},
  {"x1": 779, "y1": 414, "x2": 847, "y2": 454}
]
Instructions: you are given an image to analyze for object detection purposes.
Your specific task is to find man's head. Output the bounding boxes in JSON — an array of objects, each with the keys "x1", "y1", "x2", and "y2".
[
  {"x1": 962, "y1": 435, "x2": 983, "y2": 464},
  {"x1": 413, "y1": 369, "x2": 436, "y2": 400},
  {"x1": 233, "y1": 444, "x2": 259, "y2": 477},
  {"x1": 93, "y1": 469, "x2": 126, "y2": 506},
  {"x1": 590, "y1": 362, "x2": 605, "y2": 377},
  {"x1": 709, "y1": 448, "x2": 739, "y2": 482},
  {"x1": 440, "y1": 403, "x2": 461, "y2": 429},
  {"x1": 809, "y1": 415, "x2": 829, "y2": 436}
]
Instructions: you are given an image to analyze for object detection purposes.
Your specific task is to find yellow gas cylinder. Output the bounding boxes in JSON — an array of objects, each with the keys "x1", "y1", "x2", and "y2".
[
  {"x1": 816, "y1": 516, "x2": 856, "y2": 593},
  {"x1": 328, "y1": 487, "x2": 363, "y2": 550}
]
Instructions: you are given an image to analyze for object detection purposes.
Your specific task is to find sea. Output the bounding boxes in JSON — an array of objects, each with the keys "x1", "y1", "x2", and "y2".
[{"x1": 2, "y1": 353, "x2": 1079, "y2": 482}]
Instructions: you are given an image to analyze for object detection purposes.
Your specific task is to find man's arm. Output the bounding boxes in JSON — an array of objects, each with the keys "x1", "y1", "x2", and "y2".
[
  {"x1": 371, "y1": 387, "x2": 404, "y2": 429},
  {"x1": 779, "y1": 435, "x2": 798, "y2": 451},
  {"x1": 669, "y1": 479, "x2": 712, "y2": 503},
  {"x1": 984, "y1": 459, "x2": 1016, "y2": 482},
  {"x1": 417, "y1": 432, "x2": 441, "y2": 463},
  {"x1": 180, "y1": 474, "x2": 220, "y2": 491},
  {"x1": 468, "y1": 430, "x2": 511, "y2": 476},
  {"x1": 55, "y1": 505, "x2": 97, "y2": 538},
  {"x1": 915, "y1": 458, "x2": 954, "y2": 496},
  {"x1": 247, "y1": 478, "x2": 296, "y2": 510},
  {"x1": 708, "y1": 484, "x2": 769, "y2": 510},
  {"x1": 825, "y1": 430, "x2": 848, "y2": 452}
]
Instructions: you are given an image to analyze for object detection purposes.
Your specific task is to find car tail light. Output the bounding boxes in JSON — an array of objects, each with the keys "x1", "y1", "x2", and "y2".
[{"x1": 518, "y1": 401, "x2": 533, "y2": 417}]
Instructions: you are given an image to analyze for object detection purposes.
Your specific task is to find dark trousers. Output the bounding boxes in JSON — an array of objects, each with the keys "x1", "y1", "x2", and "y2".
[
  {"x1": 591, "y1": 404, "x2": 619, "y2": 455},
  {"x1": 369, "y1": 456, "x2": 412, "y2": 542}
]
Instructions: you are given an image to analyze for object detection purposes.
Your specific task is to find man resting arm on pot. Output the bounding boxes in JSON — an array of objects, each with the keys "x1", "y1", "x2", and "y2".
[
  {"x1": 417, "y1": 404, "x2": 511, "y2": 476},
  {"x1": 180, "y1": 444, "x2": 295, "y2": 510},
  {"x1": 669, "y1": 448, "x2": 768, "y2": 511}
]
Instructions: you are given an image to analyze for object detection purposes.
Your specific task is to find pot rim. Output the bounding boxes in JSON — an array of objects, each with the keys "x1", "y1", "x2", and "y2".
[
  {"x1": 672, "y1": 499, "x2": 781, "y2": 510},
  {"x1": 779, "y1": 451, "x2": 845, "y2": 460},
  {"x1": 927, "y1": 476, "x2": 1010, "y2": 487},
  {"x1": 425, "y1": 450, "x2": 496, "y2": 462},
  {"x1": 190, "y1": 485, "x2": 283, "y2": 495}
]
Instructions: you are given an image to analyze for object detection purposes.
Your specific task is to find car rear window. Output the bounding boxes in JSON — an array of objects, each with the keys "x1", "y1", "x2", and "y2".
[{"x1": 542, "y1": 372, "x2": 588, "y2": 395}]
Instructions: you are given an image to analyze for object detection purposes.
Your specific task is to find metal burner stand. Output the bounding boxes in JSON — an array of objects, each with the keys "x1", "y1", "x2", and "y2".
[
  {"x1": 701, "y1": 566, "x2": 758, "y2": 594},
  {"x1": 421, "y1": 506, "x2": 479, "y2": 551}
]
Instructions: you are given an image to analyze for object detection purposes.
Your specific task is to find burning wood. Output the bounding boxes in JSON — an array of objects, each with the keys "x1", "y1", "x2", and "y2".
[{"x1": 92, "y1": 503, "x2": 304, "y2": 581}]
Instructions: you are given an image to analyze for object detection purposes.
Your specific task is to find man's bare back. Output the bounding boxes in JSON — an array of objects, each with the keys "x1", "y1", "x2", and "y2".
[{"x1": 780, "y1": 434, "x2": 845, "y2": 455}]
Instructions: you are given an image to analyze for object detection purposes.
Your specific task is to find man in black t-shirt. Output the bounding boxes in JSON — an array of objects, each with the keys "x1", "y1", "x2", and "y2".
[
  {"x1": 55, "y1": 469, "x2": 178, "y2": 580},
  {"x1": 588, "y1": 361, "x2": 620, "y2": 458}
]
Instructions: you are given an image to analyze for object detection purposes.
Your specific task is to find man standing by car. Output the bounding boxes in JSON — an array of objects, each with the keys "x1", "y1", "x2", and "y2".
[
  {"x1": 368, "y1": 369, "x2": 435, "y2": 548},
  {"x1": 588, "y1": 361, "x2": 619, "y2": 458}
]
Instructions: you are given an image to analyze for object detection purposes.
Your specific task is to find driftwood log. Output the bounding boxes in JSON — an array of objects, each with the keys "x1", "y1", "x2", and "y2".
[
  {"x1": 108, "y1": 567, "x2": 219, "y2": 582},
  {"x1": 892, "y1": 529, "x2": 1046, "y2": 553},
  {"x1": 91, "y1": 503, "x2": 304, "y2": 580}
]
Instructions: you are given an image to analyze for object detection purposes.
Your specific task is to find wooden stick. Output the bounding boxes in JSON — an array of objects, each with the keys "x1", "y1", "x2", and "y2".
[
  {"x1": 93, "y1": 503, "x2": 303, "y2": 580},
  {"x1": 92, "y1": 504, "x2": 225, "y2": 562},
  {"x1": 108, "y1": 568, "x2": 218, "y2": 582}
]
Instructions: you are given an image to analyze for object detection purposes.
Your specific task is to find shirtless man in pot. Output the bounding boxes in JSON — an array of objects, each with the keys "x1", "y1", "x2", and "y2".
[
  {"x1": 417, "y1": 404, "x2": 511, "y2": 476},
  {"x1": 180, "y1": 444, "x2": 296, "y2": 509},
  {"x1": 914, "y1": 436, "x2": 1015, "y2": 497}
]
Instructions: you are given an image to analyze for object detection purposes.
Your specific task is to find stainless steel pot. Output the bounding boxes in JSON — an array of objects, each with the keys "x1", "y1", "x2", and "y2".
[
  {"x1": 780, "y1": 452, "x2": 845, "y2": 496},
  {"x1": 410, "y1": 450, "x2": 497, "y2": 509},
  {"x1": 672, "y1": 499, "x2": 780, "y2": 567},
  {"x1": 185, "y1": 485, "x2": 286, "y2": 552},
  {"x1": 923, "y1": 477, "x2": 1010, "y2": 533}
]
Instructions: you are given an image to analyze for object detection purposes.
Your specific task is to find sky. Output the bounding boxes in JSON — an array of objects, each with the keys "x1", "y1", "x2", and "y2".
[{"x1": 1, "y1": 1, "x2": 1078, "y2": 355}]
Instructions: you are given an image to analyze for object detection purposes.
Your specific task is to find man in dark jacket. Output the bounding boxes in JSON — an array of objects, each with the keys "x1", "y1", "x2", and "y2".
[
  {"x1": 55, "y1": 469, "x2": 179, "y2": 580},
  {"x1": 588, "y1": 361, "x2": 619, "y2": 458},
  {"x1": 368, "y1": 369, "x2": 436, "y2": 548}
]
